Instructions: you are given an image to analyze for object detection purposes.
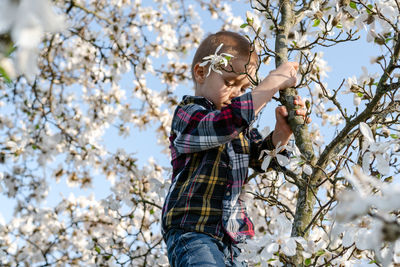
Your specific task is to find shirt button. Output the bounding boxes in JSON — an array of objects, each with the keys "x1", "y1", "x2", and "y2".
[
  {"x1": 223, "y1": 216, "x2": 228, "y2": 221},
  {"x1": 226, "y1": 191, "x2": 231, "y2": 196}
]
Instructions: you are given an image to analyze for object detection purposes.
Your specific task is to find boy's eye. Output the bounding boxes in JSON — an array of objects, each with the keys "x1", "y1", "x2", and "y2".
[
  {"x1": 241, "y1": 86, "x2": 252, "y2": 93},
  {"x1": 224, "y1": 80, "x2": 235, "y2": 87}
]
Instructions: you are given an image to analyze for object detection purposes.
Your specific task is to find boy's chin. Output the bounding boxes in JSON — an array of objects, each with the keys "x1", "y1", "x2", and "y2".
[{"x1": 221, "y1": 101, "x2": 231, "y2": 108}]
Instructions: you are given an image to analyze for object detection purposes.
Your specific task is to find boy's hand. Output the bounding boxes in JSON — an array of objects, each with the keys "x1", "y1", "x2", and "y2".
[
  {"x1": 260, "y1": 62, "x2": 299, "y2": 91},
  {"x1": 272, "y1": 95, "x2": 311, "y2": 148}
]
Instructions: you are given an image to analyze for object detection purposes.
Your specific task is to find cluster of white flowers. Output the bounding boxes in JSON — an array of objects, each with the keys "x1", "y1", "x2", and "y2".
[
  {"x1": 0, "y1": 0, "x2": 65, "y2": 79},
  {"x1": 0, "y1": 0, "x2": 399, "y2": 266},
  {"x1": 334, "y1": 166, "x2": 400, "y2": 267},
  {"x1": 238, "y1": 210, "x2": 306, "y2": 264},
  {"x1": 359, "y1": 122, "x2": 399, "y2": 175}
]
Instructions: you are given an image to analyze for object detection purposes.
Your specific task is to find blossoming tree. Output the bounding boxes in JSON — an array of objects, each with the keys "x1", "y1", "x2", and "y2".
[{"x1": 0, "y1": 0, "x2": 399, "y2": 266}]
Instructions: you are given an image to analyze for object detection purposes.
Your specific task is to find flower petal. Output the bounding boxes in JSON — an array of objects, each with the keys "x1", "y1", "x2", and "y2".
[
  {"x1": 199, "y1": 61, "x2": 209, "y2": 67},
  {"x1": 261, "y1": 156, "x2": 272, "y2": 171},
  {"x1": 359, "y1": 122, "x2": 374, "y2": 143},
  {"x1": 282, "y1": 238, "x2": 297, "y2": 256},
  {"x1": 205, "y1": 67, "x2": 212, "y2": 77},
  {"x1": 362, "y1": 151, "x2": 372, "y2": 174},
  {"x1": 276, "y1": 154, "x2": 289, "y2": 166},
  {"x1": 303, "y1": 164, "x2": 313, "y2": 175},
  {"x1": 376, "y1": 153, "x2": 389, "y2": 175},
  {"x1": 258, "y1": 149, "x2": 267, "y2": 160},
  {"x1": 215, "y1": 43, "x2": 223, "y2": 54},
  {"x1": 221, "y1": 52, "x2": 234, "y2": 58},
  {"x1": 266, "y1": 243, "x2": 279, "y2": 253},
  {"x1": 213, "y1": 67, "x2": 222, "y2": 75}
]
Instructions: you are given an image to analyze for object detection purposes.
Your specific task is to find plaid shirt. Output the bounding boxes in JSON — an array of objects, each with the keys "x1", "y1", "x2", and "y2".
[{"x1": 161, "y1": 92, "x2": 279, "y2": 243}]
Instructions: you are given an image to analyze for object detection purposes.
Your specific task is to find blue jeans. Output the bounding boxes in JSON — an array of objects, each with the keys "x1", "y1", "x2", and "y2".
[{"x1": 164, "y1": 228, "x2": 247, "y2": 267}]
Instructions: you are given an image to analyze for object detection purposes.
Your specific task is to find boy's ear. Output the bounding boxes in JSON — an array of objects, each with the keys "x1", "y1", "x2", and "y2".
[{"x1": 193, "y1": 63, "x2": 206, "y2": 84}]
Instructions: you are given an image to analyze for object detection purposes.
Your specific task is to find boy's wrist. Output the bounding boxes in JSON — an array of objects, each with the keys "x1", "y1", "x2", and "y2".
[
  {"x1": 271, "y1": 130, "x2": 290, "y2": 149},
  {"x1": 251, "y1": 85, "x2": 279, "y2": 115}
]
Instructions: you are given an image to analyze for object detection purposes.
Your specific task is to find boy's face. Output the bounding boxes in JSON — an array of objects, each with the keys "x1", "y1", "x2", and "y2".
[{"x1": 194, "y1": 58, "x2": 257, "y2": 110}]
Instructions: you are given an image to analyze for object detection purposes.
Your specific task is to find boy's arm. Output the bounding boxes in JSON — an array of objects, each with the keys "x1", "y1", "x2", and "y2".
[
  {"x1": 251, "y1": 62, "x2": 298, "y2": 115},
  {"x1": 172, "y1": 93, "x2": 255, "y2": 154}
]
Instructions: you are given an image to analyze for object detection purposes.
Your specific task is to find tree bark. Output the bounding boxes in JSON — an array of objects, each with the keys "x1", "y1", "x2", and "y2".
[
  {"x1": 274, "y1": 1, "x2": 400, "y2": 262},
  {"x1": 274, "y1": 0, "x2": 317, "y2": 265}
]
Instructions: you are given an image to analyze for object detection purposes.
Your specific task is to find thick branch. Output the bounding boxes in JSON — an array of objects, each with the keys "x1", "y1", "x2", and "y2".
[
  {"x1": 274, "y1": 1, "x2": 318, "y2": 265},
  {"x1": 276, "y1": 1, "x2": 315, "y2": 163}
]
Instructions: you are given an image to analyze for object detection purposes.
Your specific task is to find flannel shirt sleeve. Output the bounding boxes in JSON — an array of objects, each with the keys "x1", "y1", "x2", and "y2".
[
  {"x1": 172, "y1": 92, "x2": 255, "y2": 154},
  {"x1": 248, "y1": 129, "x2": 290, "y2": 173}
]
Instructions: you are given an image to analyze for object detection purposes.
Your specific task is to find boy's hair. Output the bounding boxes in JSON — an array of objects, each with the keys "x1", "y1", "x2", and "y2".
[{"x1": 191, "y1": 31, "x2": 257, "y2": 82}]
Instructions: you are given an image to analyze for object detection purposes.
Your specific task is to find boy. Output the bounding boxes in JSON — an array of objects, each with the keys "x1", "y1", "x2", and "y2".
[{"x1": 162, "y1": 31, "x2": 308, "y2": 266}]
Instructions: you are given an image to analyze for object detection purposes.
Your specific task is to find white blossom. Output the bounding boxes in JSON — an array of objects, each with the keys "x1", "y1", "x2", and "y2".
[
  {"x1": 359, "y1": 122, "x2": 393, "y2": 175},
  {"x1": 0, "y1": 0, "x2": 65, "y2": 78},
  {"x1": 199, "y1": 43, "x2": 235, "y2": 77},
  {"x1": 259, "y1": 142, "x2": 289, "y2": 170}
]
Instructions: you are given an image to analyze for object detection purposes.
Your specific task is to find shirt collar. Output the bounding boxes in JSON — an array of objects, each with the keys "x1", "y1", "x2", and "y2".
[{"x1": 181, "y1": 95, "x2": 216, "y2": 110}]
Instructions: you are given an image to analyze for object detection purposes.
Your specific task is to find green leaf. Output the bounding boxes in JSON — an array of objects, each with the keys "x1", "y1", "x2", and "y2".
[
  {"x1": 305, "y1": 100, "x2": 311, "y2": 109},
  {"x1": 349, "y1": 1, "x2": 358, "y2": 10},
  {"x1": 95, "y1": 246, "x2": 101, "y2": 254},
  {"x1": 390, "y1": 134, "x2": 398, "y2": 139},
  {"x1": 316, "y1": 249, "x2": 325, "y2": 256},
  {"x1": 267, "y1": 258, "x2": 276, "y2": 262},
  {"x1": 32, "y1": 145, "x2": 38, "y2": 150},
  {"x1": 336, "y1": 23, "x2": 343, "y2": 29},
  {"x1": 246, "y1": 17, "x2": 254, "y2": 25},
  {"x1": 366, "y1": 4, "x2": 373, "y2": 14},
  {"x1": 368, "y1": 260, "x2": 378, "y2": 264},
  {"x1": 224, "y1": 55, "x2": 232, "y2": 61},
  {"x1": 384, "y1": 176, "x2": 393, "y2": 183},
  {"x1": 305, "y1": 258, "x2": 312, "y2": 266},
  {"x1": 240, "y1": 23, "x2": 249, "y2": 28},
  {"x1": 385, "y1": 37, "x2": 394, "y2": 43},
  {"x1": 150, "y1": 208, "x2": 154, "y2": 215},
  {"x1": 7, "y1": 46, "x2": 16, "y2": 56},
  {"x1": 312, "y1": 19, "x2": 320, "y2": 27},
  {"x1": 357, "y1": 92, "x2": 364, "y2": 97},
  {"x1": 0, "y1": 66, "x2": 12, "y2": 84}
]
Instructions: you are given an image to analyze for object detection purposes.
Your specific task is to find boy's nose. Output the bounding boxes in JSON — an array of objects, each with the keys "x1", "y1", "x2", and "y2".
[{"x1": 230, "y1": 87, "x2": 240, "y2": 98}]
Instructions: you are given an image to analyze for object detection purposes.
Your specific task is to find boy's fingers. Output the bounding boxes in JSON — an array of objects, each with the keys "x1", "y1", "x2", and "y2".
[
  {"x1": 276, "y1": 106, "x2": 288, "y2": 117},
  {"x1": 294, "y1": 96, "x2": 304, "y2": 106},
  {"x1": 296, "y1": 108, "x2": 307, "y2": 116}
]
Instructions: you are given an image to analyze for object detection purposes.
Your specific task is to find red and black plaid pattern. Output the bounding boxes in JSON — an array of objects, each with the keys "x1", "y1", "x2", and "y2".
[{"x1": 162, "y1": 92, "x2": 279, "y2": 243}]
